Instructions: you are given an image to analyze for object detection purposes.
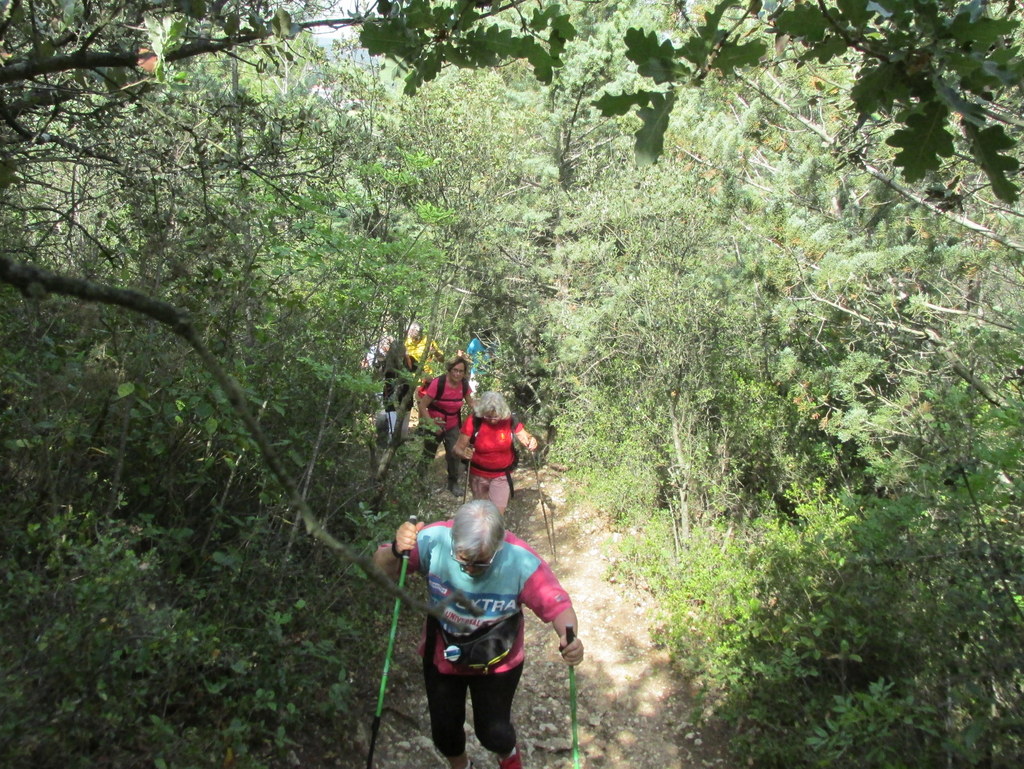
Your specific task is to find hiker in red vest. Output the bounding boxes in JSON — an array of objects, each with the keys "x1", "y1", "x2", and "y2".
[
  {"x1": 420, "y1": 357, "x2": 475, "y2": 495},
  {"x1": 454, "y1": 391, "x2": 538, "y2": 515}
]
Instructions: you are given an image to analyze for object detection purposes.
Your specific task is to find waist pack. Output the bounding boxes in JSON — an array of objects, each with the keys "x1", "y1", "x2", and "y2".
[{"x1": 430, "y1": 611, "x2": 523, "y2": 670}]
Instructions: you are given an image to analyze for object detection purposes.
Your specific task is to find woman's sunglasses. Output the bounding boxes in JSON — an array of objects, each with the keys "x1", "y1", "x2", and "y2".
[{"x1": 451, "y1": 542, "x2": 500, "y2": 571}]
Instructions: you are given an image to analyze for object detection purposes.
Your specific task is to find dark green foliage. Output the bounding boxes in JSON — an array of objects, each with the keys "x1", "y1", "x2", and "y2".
[
  {"x1": 360, "y1": 0, "x2": 576, "y2": 94},
  {"x1": 886, "y1": 103, "x2": 955, "y2": 181},
  {"x1": 647, "y1": 448, "x2": 1023, "y2": 767},
  {"x1": 0, "y1": 512, "x2": 360, "y2": 769},
  {"x1": 596, "y1": 0, "x2": 1024, "y2": 200},
  {"x1": 555, "y1": 29, "x2": 1024, "y2": 765},
  {"x1": 0, "y1": 42, "x2": 462, "y2": 766},
  {"x1": 635, "y1": 91, "x2": 676, "y2": 166},
  {"x1": 0, "y1": 279, "x2": 403, "y2": 767},
  {"x1": 3, "y1": 1, "x2": 1024, "y2": 767}
]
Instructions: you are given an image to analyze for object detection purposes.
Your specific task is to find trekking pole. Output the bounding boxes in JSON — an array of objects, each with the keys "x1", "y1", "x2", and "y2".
[
  {"x1": 531, "y1": 450, "x2": 556, "y2": 560},
  {"x1": 366, "y1": 515, "x2": 417, "y2": 769},
  {"x1": 566, "y1": 625, "x2": 581, "y2": 769},
  {"x1": 462, "y1": 418, "x2": 480, "y2": 504}
]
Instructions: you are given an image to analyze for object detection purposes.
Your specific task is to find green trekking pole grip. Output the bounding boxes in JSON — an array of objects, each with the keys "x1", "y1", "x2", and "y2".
[
  {"x1": 367, "y1": 515, "x2": 417, "y2": 769},
  {"x1": 566, "y1": 625, "x2": 581, "y2": 769}
]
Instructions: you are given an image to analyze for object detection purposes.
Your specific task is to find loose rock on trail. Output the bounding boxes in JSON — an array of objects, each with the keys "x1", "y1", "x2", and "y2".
[{"x1": 339, "y1": 462, "x2": 730, "y2": 769}]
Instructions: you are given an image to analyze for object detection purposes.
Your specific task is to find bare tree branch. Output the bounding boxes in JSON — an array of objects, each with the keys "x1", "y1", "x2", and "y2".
[
  {"x1": 0, "y1": 17, "x2": 364, "y2": 86},
  {"x1": 0, "y1": 254, "x2": 480, "y2": 620}
]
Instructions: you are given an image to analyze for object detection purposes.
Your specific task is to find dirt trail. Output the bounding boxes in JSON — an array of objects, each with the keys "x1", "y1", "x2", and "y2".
[{"x1": 340, "y1": 464, "x2": 730, "y2": 769}]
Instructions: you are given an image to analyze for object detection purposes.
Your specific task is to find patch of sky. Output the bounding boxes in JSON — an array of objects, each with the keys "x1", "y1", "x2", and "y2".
[{"x1": 308, "y1": 0, "x2": 373, "y2": 56}]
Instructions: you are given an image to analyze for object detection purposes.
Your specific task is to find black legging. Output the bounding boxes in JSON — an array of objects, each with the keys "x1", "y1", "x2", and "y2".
[{"x1": 423, "y1": 657, "x2": 523, "y2": 757}]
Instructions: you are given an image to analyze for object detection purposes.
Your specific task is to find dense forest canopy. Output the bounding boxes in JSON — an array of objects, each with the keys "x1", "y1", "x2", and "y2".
[{"x1": 2, "y1": 1, "x2": 1023, "y2": 768}]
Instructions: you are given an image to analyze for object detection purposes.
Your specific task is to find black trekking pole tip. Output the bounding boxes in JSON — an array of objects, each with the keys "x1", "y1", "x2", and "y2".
[{"x1": 365, "y1": 716, "x2": 381, "y2": 769}]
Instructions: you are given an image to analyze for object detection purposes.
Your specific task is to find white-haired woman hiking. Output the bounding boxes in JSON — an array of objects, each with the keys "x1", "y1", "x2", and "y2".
[
  {"x1": 373, "y1": 500, "x2": 583, "y2": 769},
  {"x1": 453, "y1": 392, "x2": 538, "y2": 515}
]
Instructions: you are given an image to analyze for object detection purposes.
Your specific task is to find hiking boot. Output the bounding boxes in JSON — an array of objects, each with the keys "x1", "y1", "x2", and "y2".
[
  {"x1": 448, "y1": 479, "x2": 461, "y2": 496},
  {"x1": 497, "y1": 746, "x2": 522, "y2": 769}
]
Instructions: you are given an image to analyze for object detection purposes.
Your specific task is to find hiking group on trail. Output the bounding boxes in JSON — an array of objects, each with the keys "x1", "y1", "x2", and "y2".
[
  {"x1": 372, "y1": 500, "x2": 584, "y2": 769},
  {"x1": 370, "y1": 323, "x2": 540, "y2": 509},
  {"x1": 363, "y1": 324, "x2": 577, "y2": 768}
]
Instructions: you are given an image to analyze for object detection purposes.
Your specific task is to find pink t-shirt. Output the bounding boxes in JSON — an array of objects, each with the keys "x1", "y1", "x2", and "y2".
[{"x1": 425, "y1": 377, "x2": 467, "y2": 431}]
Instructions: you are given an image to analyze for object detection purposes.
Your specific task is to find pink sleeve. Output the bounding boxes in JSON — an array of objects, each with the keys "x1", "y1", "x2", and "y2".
[{"x1": 520, "y1": 560, "x2": 572, "y2": 623}]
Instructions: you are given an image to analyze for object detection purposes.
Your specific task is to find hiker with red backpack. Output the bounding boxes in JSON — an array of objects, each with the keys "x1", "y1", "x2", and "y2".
[
  {"x1": 420, "y1": 357, "x2": 475, "y2": 495},
  {"x1": 372, "y1": 499, "x2": 584, "y2": 769},
  {"x1": 454, "y1": 391, "x2": 538, "y2": 515}
]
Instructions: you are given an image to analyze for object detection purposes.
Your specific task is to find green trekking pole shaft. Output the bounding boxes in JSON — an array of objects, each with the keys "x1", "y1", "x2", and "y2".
[
  {"x1": 566, "y1": 625, "x2": 580, "y2": 769},
  {"x1": 366, "y1": 516, "x2": 416, "y2": 769}
]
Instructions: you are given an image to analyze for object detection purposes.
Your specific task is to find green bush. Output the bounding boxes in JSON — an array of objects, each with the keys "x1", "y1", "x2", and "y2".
[
  {"x1": 551, "y1": 386, "x2": 662, "y2": 522},
  {"x1": 0, "y1": 509, "x2": 369, "y2": 769},
  {"x1": 656, "y1": 484, "x2": 1024, "y2": 769}
]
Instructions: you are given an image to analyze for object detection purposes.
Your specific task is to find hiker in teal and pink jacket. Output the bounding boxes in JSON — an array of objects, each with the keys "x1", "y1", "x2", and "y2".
[{"x1": 373, "y1": 500, "x2": 584, "y2": 769}]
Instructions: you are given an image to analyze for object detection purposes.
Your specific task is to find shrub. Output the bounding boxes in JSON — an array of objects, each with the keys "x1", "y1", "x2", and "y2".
[
  {"x1": 656, "y1": 491, "x2": 998, "y2": 768},
  {"x1": 0, "y1": 508, "x2": 371, "y2": 769}
]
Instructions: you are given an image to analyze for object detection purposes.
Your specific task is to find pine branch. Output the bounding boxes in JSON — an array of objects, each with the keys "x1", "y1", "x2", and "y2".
[
  {"x1": 801, "y1": 290, "x2": 1009, "y2": 408},
  {"x1": 744, "y1": 74, "x2": 1024, "y2": 256}
]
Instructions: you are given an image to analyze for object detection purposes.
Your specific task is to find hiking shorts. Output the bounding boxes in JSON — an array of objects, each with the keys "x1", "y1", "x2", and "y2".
[{"x1": 470, "y1": 472, "x2": 510, "y2": 514}]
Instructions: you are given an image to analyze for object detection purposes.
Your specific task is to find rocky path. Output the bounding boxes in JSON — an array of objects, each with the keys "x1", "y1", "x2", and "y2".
[{"x1": 341, "y1": 464, "x2": 730, "y2": 769}]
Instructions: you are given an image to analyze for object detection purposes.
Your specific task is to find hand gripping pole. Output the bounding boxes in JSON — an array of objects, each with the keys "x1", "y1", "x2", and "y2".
[{"x1": 366, "y1": 516, "x2": 417, "y2": 768}]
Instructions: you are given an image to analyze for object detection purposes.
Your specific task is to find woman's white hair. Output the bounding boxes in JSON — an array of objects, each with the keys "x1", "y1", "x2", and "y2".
[
  {"x1": 452, "y1": 500, "x2": 505, "y2": 556},
  {"x1": 473, "y1": 391, "x2": 511, "y2": 420}
]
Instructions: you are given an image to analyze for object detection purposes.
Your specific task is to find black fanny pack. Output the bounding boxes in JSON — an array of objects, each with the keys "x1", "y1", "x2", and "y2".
[{"x1": 429, "y1": 611, "x2": 523, "y2": 670}]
